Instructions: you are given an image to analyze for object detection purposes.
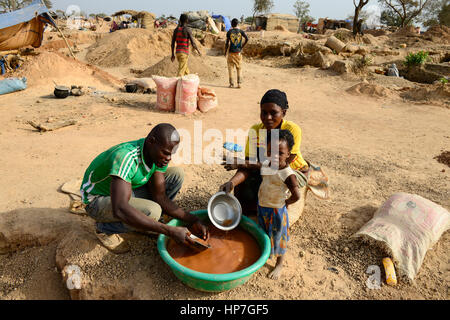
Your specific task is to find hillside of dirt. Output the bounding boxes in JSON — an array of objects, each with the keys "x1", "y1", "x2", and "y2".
[{"x1": 85, "y1": 28, "x2": 173, "y2": 68}]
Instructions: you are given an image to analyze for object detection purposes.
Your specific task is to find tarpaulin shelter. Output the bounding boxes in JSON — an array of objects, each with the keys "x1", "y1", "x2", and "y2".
[
  {"x1": 211, "y1": 15, "x2": 231, "y2": 31},
  {"x1": 0, "y1": 0, "x2": 56, "y2": 51}
]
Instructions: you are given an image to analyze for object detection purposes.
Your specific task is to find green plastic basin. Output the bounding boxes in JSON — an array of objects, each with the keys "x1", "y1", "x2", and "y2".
[{"x1": 157, "y1": 210, "x2": 271, "y2": 292}]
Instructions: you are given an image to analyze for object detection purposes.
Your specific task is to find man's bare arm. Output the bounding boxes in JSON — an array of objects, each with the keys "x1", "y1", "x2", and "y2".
[
  {"x1": 148, "y1": 171, "x2": 209, "y2": 239},
  {"x1": 110, "y1": 176, "x2": 176, "y2": 236},
  {"x1": 171, "y1": 28, "x2": 177, "y2": 60},
  {"x1": 187, "y1": 27, "x2": 202, "y2": 55}
]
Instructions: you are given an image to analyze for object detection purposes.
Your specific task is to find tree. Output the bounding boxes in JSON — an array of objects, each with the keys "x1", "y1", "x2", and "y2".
[
  {"x1": 438, "y1": 3, "x2": 449, "y2": 26},
  {"x1": 0, "y1": 0, "x2": 52, "y2": 12},
  {"x1": 380, "y1": 7, "x2": 404, "y2": 26},
  {"x1": 251, "y1": 0, "x2": 274, "y2": 27},
  {"x1": 417, "y1": 0, "x2": 449, "y2": 27},
  {"x1": 293, "y1": 0, "x2": 314, "y2": 23},
  {"x1": 353, "y1": 0, "x2": 370, "y2": 35},
  {"x1": 347, "y1": 9, "x2": 370, "y2": 21},
  {"x1": 377, "y1": 0, "x2": 432, "y2": 27}
]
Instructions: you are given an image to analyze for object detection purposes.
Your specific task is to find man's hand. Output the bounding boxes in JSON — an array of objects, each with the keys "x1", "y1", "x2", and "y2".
[
  {"x1": 170, "y1": 226, "x2": 191, "y2": 244},
  {"x1": 219, "y1": 181, "x2": 234, "y2": 194},
  {"x1": 190, "y1": 219, "x2": 209, "y2": 240},
  {"x1": 171, "y1": 55, "x2": 175, "y2": 62}
]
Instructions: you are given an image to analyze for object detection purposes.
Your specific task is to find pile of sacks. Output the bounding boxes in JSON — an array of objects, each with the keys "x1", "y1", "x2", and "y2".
[{"x1": 152, "y1": 74, "x2": 218, "y2": 114}]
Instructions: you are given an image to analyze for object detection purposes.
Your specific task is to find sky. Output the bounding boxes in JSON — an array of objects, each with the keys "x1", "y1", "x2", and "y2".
[{"x1": 51, "y1": 0, "x2": 365, "y2": 21}]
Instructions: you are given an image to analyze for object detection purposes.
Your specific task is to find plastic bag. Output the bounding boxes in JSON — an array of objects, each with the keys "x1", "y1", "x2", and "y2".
[
  {"x1": 0, "y1": 77, "x2": 27, "y2": 95},
  {"x1": 197, "y1": 87, "x2": 218, "y2": 113},
  {"x1": 353, "y1": 193, "x2": 450, "y2": 281},
  {"x1": 152, "y1": 75, "x2": 178, "y2": 112},
  {"x1": 175, "y1": 74, "x2": 199, "y2": 115}
]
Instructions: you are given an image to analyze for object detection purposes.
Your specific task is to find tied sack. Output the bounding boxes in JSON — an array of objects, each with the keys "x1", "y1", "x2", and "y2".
[
  {"x1": 175, "y1": 74, "x2": 200, "y2": 115},
  {"x1": 152, "y1": 75, "x2": 178, "y2": 112},
  {"x1": 353, "y1": 193, "x2": 450, "y2": 281},
  {"x1": 197, "y1": 87, "x2": 218, "y2": 113},
  {"x1": 0, "y1": 77, "x2": 27, "y2": 95}
]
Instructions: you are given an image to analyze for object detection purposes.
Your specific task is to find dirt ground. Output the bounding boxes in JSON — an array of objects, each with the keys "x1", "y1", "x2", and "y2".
[{"x1": 0, "y1": 26, "x2": 449, "y2": 300}]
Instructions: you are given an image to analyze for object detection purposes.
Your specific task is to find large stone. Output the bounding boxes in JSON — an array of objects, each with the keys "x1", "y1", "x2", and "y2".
[
  {"x1": 55, "y1": 228, "x2": 183, "y2": 300},
  {"x1": 355, "y1": 46, "x2": 371, "y2": 55},
  {"x1": 325, "y1": 36, "x2": 346, "y2": 53},
  {"x1": 291, "y1": 51, "x2": 337, "y2": 69},
  {"x1": 401, "y1": 66, "x2": 444, "y2": 84},
  {"x1": 330, "y1": 60, "x2": 355, "y2": 74},
  {"x1": 0, "y1": 208, "x2": 88, "y2": 254}
]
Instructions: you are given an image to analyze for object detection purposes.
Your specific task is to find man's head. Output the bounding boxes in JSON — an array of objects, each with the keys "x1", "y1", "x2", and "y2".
[
  {"x1": 231, "y1": 18, "x2": 239, "y2": 28},
  {"x1": 179, "y1": 14, "x2": 188, "y2": 25},
  {"x1": 144, "y1": 124, "x2": 180, "y2": 168}
]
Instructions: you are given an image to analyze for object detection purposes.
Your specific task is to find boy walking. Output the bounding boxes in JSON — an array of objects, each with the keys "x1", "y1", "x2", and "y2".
[
  {"x1": 225, "y1": 18, "x2": 248, "y2": 88},
  {"x1": 171, "y1": 14, "x2": 202, "y2": 77}
]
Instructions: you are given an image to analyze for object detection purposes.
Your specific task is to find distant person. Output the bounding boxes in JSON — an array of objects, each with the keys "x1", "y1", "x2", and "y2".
[
  {"x1": 225, "y1": 18, "x2": 248, "y2": 88},
  {"x1": 171, "y1": 14, "x2": 202, "y2": 77},
  {"x1": 220, "y1": 130, "x2": 301, "y2": 280},
  {"x1": 110, "y1": 20, "x2": 119, "y2": 32}
]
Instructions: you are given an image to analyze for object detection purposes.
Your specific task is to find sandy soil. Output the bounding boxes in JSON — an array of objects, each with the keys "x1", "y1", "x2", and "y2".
[{"x1": 0, "y1": 28, "x2": 449, "y2": 300}]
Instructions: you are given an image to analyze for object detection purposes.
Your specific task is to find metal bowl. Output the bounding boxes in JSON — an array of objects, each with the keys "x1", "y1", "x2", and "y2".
[{"x1": 207, "y1": 192, "x2": 242, "y2": 231}]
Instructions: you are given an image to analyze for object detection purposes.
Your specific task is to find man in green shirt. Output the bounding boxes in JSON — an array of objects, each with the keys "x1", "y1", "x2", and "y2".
[{"x1": 81, "y1": 123, "x2": 208, "y2": 253}]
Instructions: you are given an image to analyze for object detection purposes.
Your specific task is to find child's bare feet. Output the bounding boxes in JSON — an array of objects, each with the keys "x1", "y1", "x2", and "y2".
[
  {"x1": 268, "y1": 264, "x2": 283, "y2": 280},
  {"x1": 268, "y1": 256, "x2": 284, "y2": 280}
]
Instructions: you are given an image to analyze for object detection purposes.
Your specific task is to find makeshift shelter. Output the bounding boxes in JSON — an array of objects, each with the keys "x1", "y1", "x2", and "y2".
[
  {"x1": 255, "y1": 14, "x2": 299, "y2": 33},
  {"x1": 211, "y1": 15, "x2": 231, "y2": 32},
  {"x1": 0, "y1": 0, "x2": 56, "y2": 51},
  {"x1": 112, "y1": 10, "x2": 155, "y2": 29},
  {"x1": 317, "y1": 18, "x2": 352, "y2": 34}
]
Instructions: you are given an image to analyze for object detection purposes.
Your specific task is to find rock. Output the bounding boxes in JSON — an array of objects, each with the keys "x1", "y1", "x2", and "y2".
[
  {"x1": 355, "y1": 47, "x2": 370, "y2": 55},
  {"x1": 344, "y1": 44, "x2": 359, "y2": 53},
  {"x1": 71, "y1": 88, "x2": 84, "y2": 96},
  {"x1": 291, "y1": 51, "x2": 337, "y2": 69},
  {"x1": 330, "y1": 60, "x2": 355, "y2": 74},
  {"x1": 371, "y1": 48, "x2": 400, "y2": 56},
  {"x1": 328, "y1": 267, "x2": 339, "y2": 274},
  {"x1": 325, "y1": 36, "x2": 346, "y2": 54},
  {"x1": 362, "y1": 34, "x2": 377, "y2": 45},
  {"x1": 0, "y1": 208, "x2": 87, "y2": 254},
  {"x1": 399, "y1": 43, "x2": 407, "y2": 48}
]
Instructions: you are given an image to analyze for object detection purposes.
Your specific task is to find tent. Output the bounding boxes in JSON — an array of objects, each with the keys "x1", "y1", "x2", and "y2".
[
  {"x1": 0, "y1": 0, "x2": 56, "y2": 51},
  {"x1": 211, "y1": 15, "x2": 231, "y2": 32}
]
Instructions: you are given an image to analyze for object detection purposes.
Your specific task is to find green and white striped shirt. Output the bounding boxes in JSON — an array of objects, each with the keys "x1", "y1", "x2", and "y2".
[{"x1": 80, "y1": 138, "x2": 168, "y2": 205}]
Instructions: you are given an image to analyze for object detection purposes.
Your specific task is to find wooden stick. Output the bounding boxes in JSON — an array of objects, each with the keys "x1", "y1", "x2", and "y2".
[
  {"x1": 28, "y1": 120, "x2": 77, "y2": 132},
  {"x1": 40, "y1": 0, "x2": 76, "y2": 59}
]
